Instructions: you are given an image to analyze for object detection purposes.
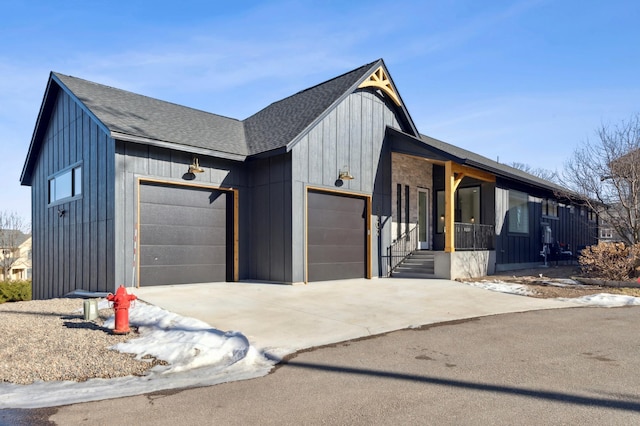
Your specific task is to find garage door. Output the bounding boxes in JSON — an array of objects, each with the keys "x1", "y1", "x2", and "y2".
[
  {"x1": 307, "y1": 190, "x2": 367, "y2": 281},
  {"x1": 139, "y1": 182, "x2": 232, "y2": 286}
]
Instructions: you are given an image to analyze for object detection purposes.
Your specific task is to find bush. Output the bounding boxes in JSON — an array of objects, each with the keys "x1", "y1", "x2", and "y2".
[
  {"x1": 578, "y1": 242, "x2": 640, "y2": 281},
  {"x1": 0, "y1": 280, "x2": 32, "y2": 303}
]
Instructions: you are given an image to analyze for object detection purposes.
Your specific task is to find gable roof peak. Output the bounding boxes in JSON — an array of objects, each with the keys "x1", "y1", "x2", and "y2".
[{"x1": 242, "y1": 59, "x2": 383, "y2": 155}]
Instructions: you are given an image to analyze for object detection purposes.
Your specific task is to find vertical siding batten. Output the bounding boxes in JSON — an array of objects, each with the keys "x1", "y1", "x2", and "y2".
[{"x1": 349, "y1": 94, "x2": 362, "y2": 192}]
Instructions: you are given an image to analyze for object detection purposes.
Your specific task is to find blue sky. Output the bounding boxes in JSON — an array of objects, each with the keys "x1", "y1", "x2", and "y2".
[{"x1": 2, "y1": 0, "x2": 639, "y2": 222}]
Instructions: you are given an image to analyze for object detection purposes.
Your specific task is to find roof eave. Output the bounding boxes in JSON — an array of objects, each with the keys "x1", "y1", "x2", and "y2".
[
  {"x1": 112, "y1": 132, "x2": 247, "y2": 162},
  {"x1": 20, "y1": 73, "x2": 58, "y2": 186},
  {"x1": 389, "y1": 128, "x2": 569, "y2": 194},
  {"x1": 461, "y1": 159, "x2": 565, "y2": 193}
]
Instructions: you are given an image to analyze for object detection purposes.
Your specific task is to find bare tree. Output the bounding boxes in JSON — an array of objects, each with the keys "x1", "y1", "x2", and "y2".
[
  {"x1": 562, "y1": 114, "x2": 640, "y2": 245},
  {"x1": 509, "y1": 162, "x2": 559, "y2": 183},
  {"x1": 0, "y1": 211, "x2": 30, "y2": 280}
]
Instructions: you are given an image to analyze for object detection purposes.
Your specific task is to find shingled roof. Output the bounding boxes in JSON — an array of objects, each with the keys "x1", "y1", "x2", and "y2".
[
  {"x1": 31, "y1": 60, "x2": 558, "y2": 193},
  {"x1": 53, "y1": 73, "x2": 248, "y2": 157},
  {"x1": 244, "y1": 60, "x2": 380, "y2": 154},
  {"x1": 23, "y1": 59, "x2": 386, "y2": 176},
  {"x1": 0, "y1": 230, "x2": 30, "y2": 249},
  {"x1": 416, "y1": 132, "x2": 565, "y2": 193}
]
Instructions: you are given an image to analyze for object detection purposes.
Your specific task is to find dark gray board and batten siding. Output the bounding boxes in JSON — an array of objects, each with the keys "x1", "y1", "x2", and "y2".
[
  {"x1": 494, "y1": 184, "x2": 597, "y2": 267},
  {"x1": 31, "y1": 90, "x2": 115, "y2": 299},
  {"x1": 248, "y1": 154, "x2": 293, "y2": 283},
  {"x1": 114, "y1": 141, "x2": 248, "y2": 287},
  {"x1": 291, "y1": 91, "x2": 405, "y2": 282}
]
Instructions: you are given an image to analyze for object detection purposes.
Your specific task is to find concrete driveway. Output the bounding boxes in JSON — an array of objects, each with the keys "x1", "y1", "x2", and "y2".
[{"x1": 132, "y1": 278, "x2": 578, "y2": 359}]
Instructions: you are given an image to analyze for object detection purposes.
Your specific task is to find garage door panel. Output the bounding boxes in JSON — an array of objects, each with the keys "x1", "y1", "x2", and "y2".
[
  {"x1": 140, "y1": 184, "x2": 226, "y2": 208},
  {"x1": 307, "y1": 213, "x2": 365, "y2": 231},
  {"x1": 307, "y1": 227, "x2": 363, "y2": 246},
  {"x1": 140, "y1": 203, "x2": 227, "y2": 228},
  {"x1": 308, "y1": 191, "x2": 364, "y2": 212},
  {"x1": 139, "y1": 182, "x2": 231, "y2": 286},
  {"x1": 140, "y1": 224, "x2": 226, "y2": 246},
  {"x1": 308, "y1": 262, "x2": 363, "y2": 281},
  {"x1": 307, "y1": 190, "x2": 366, "y2": 282},
  {"x1": 308, "y1": 244, "x2": 365, "y2": 264},
  {"x1": 140, "y1": 264, "x2": 226, "y2": 286},
  {"x1": 140, "y1": 245, "x2": 227, "y2": 266}
]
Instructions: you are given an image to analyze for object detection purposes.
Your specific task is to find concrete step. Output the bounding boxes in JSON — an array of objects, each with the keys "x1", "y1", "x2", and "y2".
[
  {"x1": 395, "y1": 266, "x2": 435, "y2": 274},
  {"x1": 392, "y1": 250, "x2": 435, "y2": 277},
  {"x1": 402, "y1": 258, "x2": 434, "y2": 266},
  {"x1": 407, "y1": 251, "x2": 435, "y2": 259},
  {"x1": 391, "y1": 271, "x2": 437, "y2": 279}
]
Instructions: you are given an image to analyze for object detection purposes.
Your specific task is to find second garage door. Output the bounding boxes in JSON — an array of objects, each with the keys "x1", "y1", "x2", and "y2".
[
  {"x1": 139, "y1": 182, "x2": 232, "y2": 286},
  {"x1": 307, "y1": 190, "x2": 367, "y2": 281}
]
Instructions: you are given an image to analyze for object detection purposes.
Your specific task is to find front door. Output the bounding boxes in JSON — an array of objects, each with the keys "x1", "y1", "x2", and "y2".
[{"x1": 418, "y1": 189, "x2": 429, "y2": 249}]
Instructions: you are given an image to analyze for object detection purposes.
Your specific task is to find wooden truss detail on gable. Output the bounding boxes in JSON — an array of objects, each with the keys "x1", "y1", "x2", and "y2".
[{"x1": 358, "y1": 66, "x2": 402, "y2": 106}]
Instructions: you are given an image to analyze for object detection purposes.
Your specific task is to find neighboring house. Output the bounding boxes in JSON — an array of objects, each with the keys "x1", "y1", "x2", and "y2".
[
  {"x1": 20, "y1": 59, "x2": 598, "y2": 299},
  {"x1": 0, "y1": 231, "x2": 32, "y2": 281},
  {"x1": 597, "y1": 206, "x2": 627, "y2": 243}
]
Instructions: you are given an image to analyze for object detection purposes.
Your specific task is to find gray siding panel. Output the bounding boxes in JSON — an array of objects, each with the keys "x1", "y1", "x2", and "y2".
[
  {"x1": 349, "y1": 95, "x2": 362, "y2": 192},
  {"x1": 248, "y1": 154, "x2": 292, "y2": 282},
  {"x1": 322, "y1": 109, "x2": 336, "y2": 187},
  {"x1": 308, "y1": 127, "x2": 323, "y2": 183},
  {"x1": 289, "y1": 91, "x2": 404, "y2": 281},
  {"x1": 495, "y1": 181, "x2": 597, "y2": 268},
  {"x1": 30, "y1": 90, "x2": 116, "y2": 298},
  {"x1": 115, "y1": 139, "x2": 247, "y2": 286},
  {"x1": 361, "y1": 92, "x2": 374, "y2": 192}
]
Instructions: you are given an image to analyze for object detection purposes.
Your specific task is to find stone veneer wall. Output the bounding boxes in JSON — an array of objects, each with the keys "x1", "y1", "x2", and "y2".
[{"x1": 391, "y1": 153, "x2": 433, "y2": 248}]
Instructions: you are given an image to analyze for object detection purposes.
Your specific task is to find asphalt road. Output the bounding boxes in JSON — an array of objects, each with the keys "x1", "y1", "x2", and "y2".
[{"x1": 6, "y1": 306, "x2": 640, "y2": 425}]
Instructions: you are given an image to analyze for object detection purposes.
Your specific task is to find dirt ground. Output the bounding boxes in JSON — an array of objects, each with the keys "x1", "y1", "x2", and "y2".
[{"x1": 458, "y1": 264, "x2": 640, "y2": 299}]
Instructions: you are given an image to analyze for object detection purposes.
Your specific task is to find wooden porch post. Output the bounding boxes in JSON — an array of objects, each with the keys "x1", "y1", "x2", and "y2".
[
  {"x1": 444, "y1": 161, "x2": 496, "y2": 253},
  {"x1": 445, "y1": 161, "x2": 456, "y2": 253}
]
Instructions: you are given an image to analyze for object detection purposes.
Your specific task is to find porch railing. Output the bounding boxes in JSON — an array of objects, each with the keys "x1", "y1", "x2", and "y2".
[
  {"x1": 454, "y1": 222, "x2": 494, "y2": 250},
  {"x1": 383, "y1": 225, "x2": 419, "y2": 277}
]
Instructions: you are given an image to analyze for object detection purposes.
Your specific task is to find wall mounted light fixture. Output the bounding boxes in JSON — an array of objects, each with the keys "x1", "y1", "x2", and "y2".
[
  {"x1": 189, "y1": 157, "x2": 204, "y2": 174},
  {"x1": 338, "y1": 165, "x2": 354, "y2": 181}
]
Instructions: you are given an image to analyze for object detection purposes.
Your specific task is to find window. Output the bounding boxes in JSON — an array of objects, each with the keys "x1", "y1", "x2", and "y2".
[
  {"x1": 48, "y1": 164, "x2": 82, "y2": 204},
  {"x1": 600, "y1": 228, "x2": 613, "y2": 239},
  {"x1": 436, "y1": 187, "x2": 480, "y2": 233},
  {"x1": 508, "y1": 190, "x2": 529, "y2": 233},
  {"x1": 437, "y1": 191, "x2": 444, "y2": 233},
  {"x1": 458, "y1": 187, "x2": 480, "y2": 223},
  {"x1": 542, "y1": 199, "x2": 558, "y2": 217},
  {"x1": 404, "y1": 185, "x2": 410, "y2": 231},
  {"x1": 396, "y1": 184, "x2": 402, "y2": 239}
]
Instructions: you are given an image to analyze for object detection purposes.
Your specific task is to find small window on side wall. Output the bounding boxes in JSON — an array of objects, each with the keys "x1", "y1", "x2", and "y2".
[
  {"x1": 542, "y1": 199, "x2": 558, "y2": 217},
  {"x1": 48, "y1": 164, "x2": 82, "y2": 205},
  {"x1": 508, "y1": 190, "x2": 529, "y2": 234}
]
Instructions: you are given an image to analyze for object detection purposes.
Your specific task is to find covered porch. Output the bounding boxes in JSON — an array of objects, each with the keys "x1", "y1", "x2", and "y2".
[{"x1": 383, "y1": 128, "x2": 498, "y2": 279}]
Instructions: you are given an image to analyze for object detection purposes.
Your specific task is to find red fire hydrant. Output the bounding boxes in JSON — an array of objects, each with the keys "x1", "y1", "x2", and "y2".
[{"x1": 106, "y1": 285, "x2": 137, "y2": 334}]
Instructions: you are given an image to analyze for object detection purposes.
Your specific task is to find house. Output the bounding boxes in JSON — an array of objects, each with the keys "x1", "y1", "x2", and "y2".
[
  {"x1": 0, "y1": 231, "x2": 32, "y2": 281},
  {"x1": 20, "y1": 59, "x2": 598, "y2": 299}
]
